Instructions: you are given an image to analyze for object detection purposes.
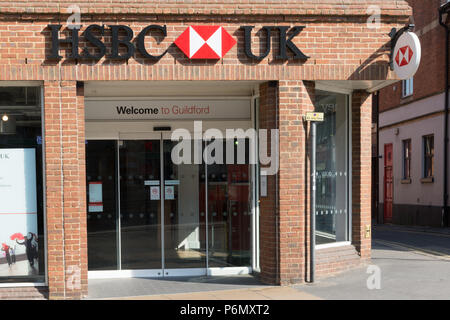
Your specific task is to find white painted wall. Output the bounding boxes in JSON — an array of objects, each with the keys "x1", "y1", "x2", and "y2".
[
  {"x1": 379, "y1": 93, "x2": 444, "y2": 127},
  {"x1": 378, "y1": 93, "x2": 447, "y2": 207}
]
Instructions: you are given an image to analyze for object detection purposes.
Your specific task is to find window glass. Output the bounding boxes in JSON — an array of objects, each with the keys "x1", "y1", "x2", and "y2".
[
  {"x1": 86, "y1": 141, "x2": 118, "y2": 270},
  {"x1": 403, "y1": 139, "x2": 411, "y2": 179},
  {"x1": 0, "y1": 87, "x2": 45, "y2": 283},
  {"x1": 315, "y1": 90, "x2": 349, "y2": 245},
  {"x1": 402, "y1": 78, "x2": 413, "y2": 97},
  {"x1": 423, "y1": 135, "x2": 434, "y2": 178},
  {"x1": 0, "y1": 87, "x2": 39, "y2": 107}
]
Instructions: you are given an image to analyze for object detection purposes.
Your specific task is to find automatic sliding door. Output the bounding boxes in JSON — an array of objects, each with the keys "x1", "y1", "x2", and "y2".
[
  {"x1": 163, "y1": 140, "x2": 207, "y2": 271},
  {"x1": 119, "y1": 140, "x2": 162, "y2": 270},
  {"x1": 87, "y1": 137, "x2": 254, "y2": 275},
  {"x1": 206, "y1": 139, "x2": 252, "y2": 268}
]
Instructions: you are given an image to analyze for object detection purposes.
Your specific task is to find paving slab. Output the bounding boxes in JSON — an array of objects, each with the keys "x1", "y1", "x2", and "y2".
[
  {"x1": 294, "y1": 237, "x2": 450, "y2": 300},
  {"x1": 87, "y1": 275, "x2": 268, "y2": 300},
  {"x1": 115, "y1": 286, "x2": 320, "y2": 300}
]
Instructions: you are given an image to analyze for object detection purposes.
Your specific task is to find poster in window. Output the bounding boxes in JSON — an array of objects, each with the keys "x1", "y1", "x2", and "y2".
[
  {"x1": 0, "y1": 149, "x2": 39, "y2": 277},
  {"x1": 88, "y1": 182, "x2": 103, "y2": 213},
  {"x1": 165, "y1": 186, "x2": 175, "y2": 200},
  {"x1": 150, "y1": 186, "x2": 160, "y2": 200}
]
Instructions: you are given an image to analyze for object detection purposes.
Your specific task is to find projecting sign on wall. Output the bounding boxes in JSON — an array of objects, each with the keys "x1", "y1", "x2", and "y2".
[
  {"x1": 392, "y1": 31, "x2": 421, "y2": 80},
  {"x1": 0, "y1": 148, "x2": 39, "y2": 276},
  {"x1": 85, "y1": 99, "x2": 251, "y2": 121}
]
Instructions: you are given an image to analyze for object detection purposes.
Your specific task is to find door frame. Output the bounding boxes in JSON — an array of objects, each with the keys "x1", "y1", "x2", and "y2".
[{"x1": 383, "y1": 143, "x2": 393, "y2": 223}]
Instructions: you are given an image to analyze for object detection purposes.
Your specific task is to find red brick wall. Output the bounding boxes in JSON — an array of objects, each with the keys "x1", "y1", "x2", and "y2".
[
  {"x1": 76, "y1": 84, "x2": 88, "y2": 297},
  {"x1": 259, "y1": 81, "x2": 279, "y2": 283},
  {"x1": 0, "y1": 16, "x2": 409, "y2": 81},
  {"x1": 258, "y1": 80, "x2": 314, "y2": 285},
  {"x1": 315, "y1": 245, "x2": 364, "y2": 278},
  {"x1": 352, "y1": 91, "x2": 372, "y2": 259},
  {"x1": 379, "y1": 0, "x2": 446, "y2": 112},
  {"x1": 43, "y1": 81, "x2": 88, "y2": 299},
  {"x1": 0, "y1": 1, "x2": 411, "y2": 17},
  {"x1": 258, "y1": 82, "x2": 278, "y2": 284},
  {"x1": 276, "y1": 80, "x2": 314, "y2": 285},
  {"x1": 259, "y1": 84, "x2": 372, "y2": 285}
]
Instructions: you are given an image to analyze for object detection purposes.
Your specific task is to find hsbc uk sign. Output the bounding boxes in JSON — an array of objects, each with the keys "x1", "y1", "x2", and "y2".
[{"x1": 47, "y1": 24, "x2": 309, "y2": 61}]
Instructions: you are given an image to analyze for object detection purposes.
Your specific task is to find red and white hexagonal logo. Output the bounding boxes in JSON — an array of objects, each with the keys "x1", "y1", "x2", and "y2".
[
  {"x1": 174, "y1": 26, "x2": 236, "y2": 59},
  {"x1": 395, "y1": 45, "x2": 414, "y2": 67},
  {"x1": 392, "y1": 32, "x2": 421, "y2": 80}
]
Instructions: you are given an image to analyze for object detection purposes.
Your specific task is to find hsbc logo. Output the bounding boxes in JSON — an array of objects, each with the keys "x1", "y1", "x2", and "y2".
[
  {"x1": 391, "y1": 31, "x2": 421, "y2": 80},
  {"x1": 395, "y1": 45, "x2": 413, "y2": 67},
  {"x1": 174, "y1": 26, "x2": 236, "y2": 59},
  {"x1": 47, "y1": 24, "x2": 309, "y2": 61}
]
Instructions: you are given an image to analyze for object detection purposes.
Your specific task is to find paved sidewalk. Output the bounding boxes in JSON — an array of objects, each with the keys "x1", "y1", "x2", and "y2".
[
  {"x1": 114, "y1": 286, "x2": 320, "y2": 300},
  {"x1": 373, "y1": 224, "x2": 450, "y2": 257},
  {"x1": 88, "y1": 275, "x2": 268, "y2": 299},
  {"x1": 88, "y1": 225, "x2": 450, "y2": 300},
  {"x1": 374, "y1": 223, "x2": 450, "y2": 236},
  {"x1": 295, "y1": 225, "x2": 450, "y2": 300}
]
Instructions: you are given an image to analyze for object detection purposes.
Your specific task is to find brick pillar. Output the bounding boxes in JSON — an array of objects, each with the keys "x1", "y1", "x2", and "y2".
[
  {"x1": 258, "y1": 80, "x2": 315, "y2": 285},
  {"x1": 44, "y1": 81, "x2": 88, "y2": 299},
  {"x1": 277, "y1": 80, "x2": 314, "y2": 285},
  {"x1": 76, "y1": 83, "x2": 88, "y2": 296},
  {"x1": 258, "y1": 82, "x2": 278, "y2": 284},
  {"x1": 351, "y1": 90, "x2": 372, "y2": 260}
]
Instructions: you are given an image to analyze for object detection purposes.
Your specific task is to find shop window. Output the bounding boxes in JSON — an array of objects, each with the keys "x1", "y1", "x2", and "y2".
[
  {"x1": 0, "y1": 87, "x2": 39, "y2": 107},
  {"x1": 402, "y1": 139, "x2": 411, "y2": 180},
  {"x1": 314, "y1": 90, "x2": 350, "y2": 245},
  {"x1": 0, "y1": 86, "x2": 45, "y2": 283},
  {"x1": 423, "y1": 135, "x2": 434, "y2": 180},
  {"x1": 402, "y1": 78, "x2": 413, "y2": 98}
]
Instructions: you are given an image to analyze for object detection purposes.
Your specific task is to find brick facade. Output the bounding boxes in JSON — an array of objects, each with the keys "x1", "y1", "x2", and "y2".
[
  {"x1": 379, "y1": 0, "x2": 447, "y2": 112},
  {"x1": 0, "y1": 1, "x2": 411, "y2": 17},
  {"x1": 43, "y1": 81, "x2": 88, "y2": 299},
  {"x1": 0, "y1": 0, "x2": 410, "y2": 299},
  {"x1": 376, "y1": 0, "x2": 449, "y2": 228},
  {"x1": 352, "y1": 91, "x2": 373, "y2": 259}
]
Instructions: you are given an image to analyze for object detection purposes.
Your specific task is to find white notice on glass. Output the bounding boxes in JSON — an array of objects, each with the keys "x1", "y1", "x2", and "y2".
[
  {"x1": 89, "y1": 182, "x2": 103, "y2": 203},
  {"x1": 150, "y1": 186, "x2": 160, "y2": 200},
  {"x1": 165, "y1": 186, "x2": 175, "y2": 200},
  {"x1": 88, "y1": 182, "x2": 103, "y2": 213}
]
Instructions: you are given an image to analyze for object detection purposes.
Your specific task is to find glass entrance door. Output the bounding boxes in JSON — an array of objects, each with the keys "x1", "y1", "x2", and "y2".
[
  {"x1": 163, "y1": 140, "x2": 206, "y2": 274},
  {"x1": 87, "y1": 136, "x2": 208, "y2": 276},
  {"x1": 119, "y1": 140, "x2": 162, "y2": 271},
  {"x1": 206, "y1": 139, "x2": 252, "y2": 268},
  {"x1": 86, "y1": 135, "x2": 252, "y2": 277}
]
